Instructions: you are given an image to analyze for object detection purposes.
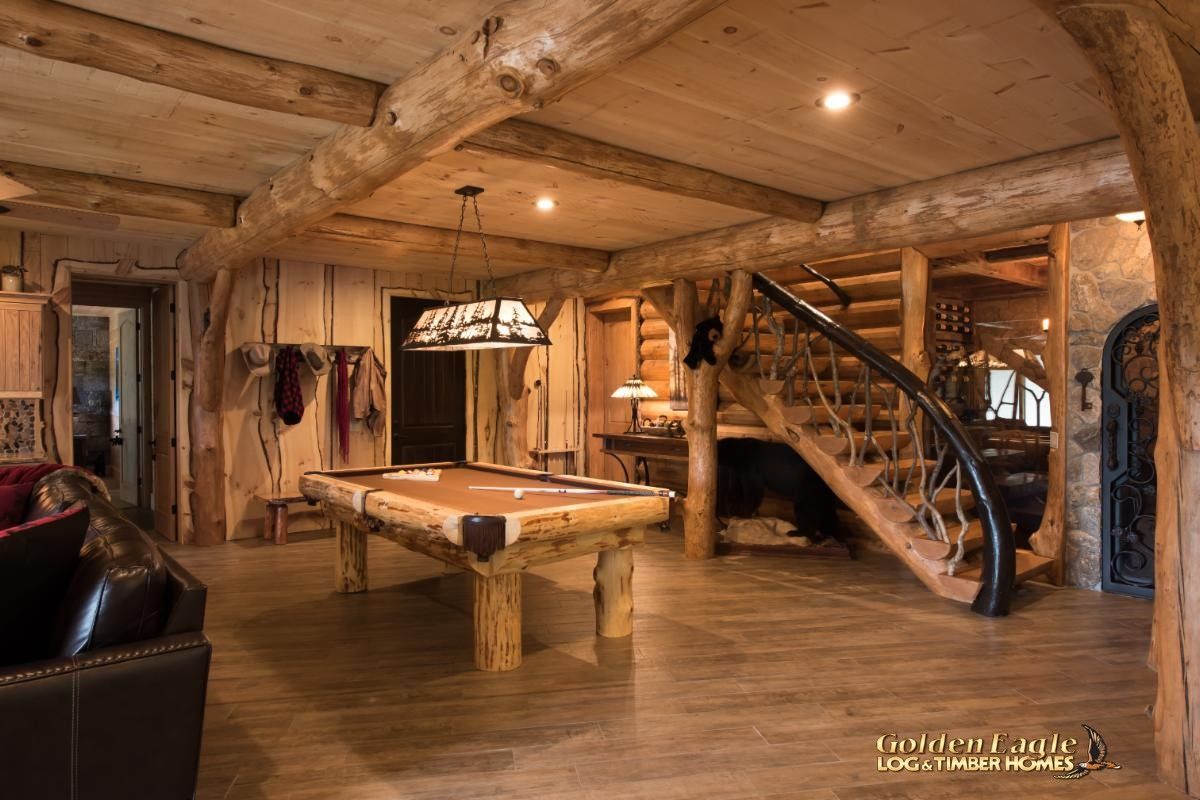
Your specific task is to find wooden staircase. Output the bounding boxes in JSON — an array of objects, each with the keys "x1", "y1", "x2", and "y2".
[{"x1": 641, "y1": 269, "x2": 1052, "y2": 614}]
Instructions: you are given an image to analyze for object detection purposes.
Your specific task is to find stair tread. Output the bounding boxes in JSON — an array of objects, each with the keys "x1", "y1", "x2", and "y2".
[{"x1": 951, "y1": 548, "x2": 1054, "y2": 583}]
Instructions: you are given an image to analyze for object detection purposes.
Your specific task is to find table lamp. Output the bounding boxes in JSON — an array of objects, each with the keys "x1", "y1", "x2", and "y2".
[{"x1": 611, "y1": 375, "x2": 657, "y2": 433}]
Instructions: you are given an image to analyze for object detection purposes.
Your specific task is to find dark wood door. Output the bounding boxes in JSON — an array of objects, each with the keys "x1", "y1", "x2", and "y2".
[{"x1": 390, "y1": 297, "x2": 467, "y2": 464}]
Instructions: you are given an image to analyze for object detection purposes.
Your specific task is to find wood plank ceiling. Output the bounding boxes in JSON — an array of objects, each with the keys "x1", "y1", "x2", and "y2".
[{"x1": 0, "y1": 0, "x2": 1163, "y2": 272}]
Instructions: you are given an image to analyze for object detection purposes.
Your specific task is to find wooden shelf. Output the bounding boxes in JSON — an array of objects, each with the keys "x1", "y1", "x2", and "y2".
[{"x1": 0, "y1": 291, "x2": 50, "y2": 303}]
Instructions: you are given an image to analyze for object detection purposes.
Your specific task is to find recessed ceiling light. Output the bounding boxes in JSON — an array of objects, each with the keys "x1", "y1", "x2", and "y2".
[
  {"x1": 535, "y1": 197, "x2": 558, "y2": 211},
  {"x1": 1115, "y1": 210, "x2": 1145, "y2": 223},
  {"x1": 816, "y1": 90, "x2": 859, "y2": 111}
]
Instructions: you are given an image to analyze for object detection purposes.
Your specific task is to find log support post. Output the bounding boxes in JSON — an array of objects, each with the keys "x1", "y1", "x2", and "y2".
[
  {"x1": 1029, "y1": 223, "x2": 1069, "y2": 583},
  {"x1": 186, "y1": 268, "x2": 235, "y2": 546},
  {"x1": 670, "y1": 272, "x2": 753, "y2": 559},
  {"x1": 899, "y1": 247, "x2": 932, "y2": 432},
  {"x1": 900, "y1": 247, "x2": 932, "y2": 382},
  {"x1": 496, "y1": 297, "x2": 566, "y2": 468},
  {"x1": 1043, "y1": 3, "x2": 1200, "y2": 794}
]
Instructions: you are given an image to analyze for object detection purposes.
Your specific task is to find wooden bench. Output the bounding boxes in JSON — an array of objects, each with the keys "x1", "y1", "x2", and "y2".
[{"x1": 257, "y1": 493, "x2": 307, "y2": 545}]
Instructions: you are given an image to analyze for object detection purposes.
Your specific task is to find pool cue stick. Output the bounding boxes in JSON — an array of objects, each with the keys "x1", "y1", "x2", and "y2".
[{"x1": 467, "y1": 485, "x2": 676, "y2": 498}]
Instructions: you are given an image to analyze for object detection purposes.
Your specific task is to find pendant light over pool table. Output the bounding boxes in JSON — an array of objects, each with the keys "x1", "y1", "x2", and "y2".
[{"x1": 401, "y1": 186, "x2": 551, "y2": 351}]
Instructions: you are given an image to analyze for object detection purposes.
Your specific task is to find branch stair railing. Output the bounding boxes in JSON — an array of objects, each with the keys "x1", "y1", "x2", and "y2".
[{"x1": 713, "y1": 273, "x2": 1051, "y2": 616}]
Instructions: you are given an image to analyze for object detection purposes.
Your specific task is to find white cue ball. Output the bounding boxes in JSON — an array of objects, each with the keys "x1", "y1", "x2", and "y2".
[{"x1": 513, "y1": 489, "x2": 525, "y2": 500}]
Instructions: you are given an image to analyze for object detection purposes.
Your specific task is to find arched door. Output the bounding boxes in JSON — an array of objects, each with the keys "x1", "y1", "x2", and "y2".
[{"x1": 1100, "y1": 303, "x2": 1159, "y2": 598}]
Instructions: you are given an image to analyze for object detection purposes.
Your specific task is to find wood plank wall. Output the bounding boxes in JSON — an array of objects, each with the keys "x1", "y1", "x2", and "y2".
[
  {"x1": 471, "y1": 298, "x2": 587, "y2": 474},
  {"x1": 2, "y1": 228, "x2": 501, "y2": 542}
]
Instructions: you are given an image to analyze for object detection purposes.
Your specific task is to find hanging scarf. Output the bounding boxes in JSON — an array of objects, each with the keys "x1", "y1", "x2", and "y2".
[
  {"x1": 274, "y1": 346, "x2": 304, "y2": 425},
  {"x1": 335, "y1": 349, "x2": 351, "y2": 462}
]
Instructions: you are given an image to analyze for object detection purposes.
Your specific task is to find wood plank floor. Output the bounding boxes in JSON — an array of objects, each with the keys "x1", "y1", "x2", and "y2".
[{"x1": 165, "y1": 527, "x2": 1182, "y2": 800}]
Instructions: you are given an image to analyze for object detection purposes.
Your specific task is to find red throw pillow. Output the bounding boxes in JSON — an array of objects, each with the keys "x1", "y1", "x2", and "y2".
[
  {"x1": 0, "y1": 483, "x2": 33, "y2": 529},
  {"x1": 0, "y1": 463, "x2": 64, "y2": 488},
  {"x1": 0, "y1": 502, "x2": 90, "y2": 665}
]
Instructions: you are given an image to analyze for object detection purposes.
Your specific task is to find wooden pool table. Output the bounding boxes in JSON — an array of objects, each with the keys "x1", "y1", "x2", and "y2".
[{"x1": 299, "y1": 462, "x2": 672, "y2": 671}]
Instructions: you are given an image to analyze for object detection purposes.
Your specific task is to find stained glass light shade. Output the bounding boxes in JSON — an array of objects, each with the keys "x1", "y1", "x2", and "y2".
[
  {"x1": 401, "y1": 297, "x2": 552, "y2": 351},
  {"x1": 611, "y1": 375, "x2": 657, "y2": 433}
]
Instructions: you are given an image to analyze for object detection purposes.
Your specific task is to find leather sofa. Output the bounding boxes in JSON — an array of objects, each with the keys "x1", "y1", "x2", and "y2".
[{"x1": 0, "y1": 467, "x2": 211, "y2": 799}]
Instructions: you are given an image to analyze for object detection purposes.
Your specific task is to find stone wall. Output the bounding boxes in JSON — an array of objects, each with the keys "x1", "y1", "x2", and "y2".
[{"x1": 1064, "y1": 216, "x2": 1157, "y2": 587}]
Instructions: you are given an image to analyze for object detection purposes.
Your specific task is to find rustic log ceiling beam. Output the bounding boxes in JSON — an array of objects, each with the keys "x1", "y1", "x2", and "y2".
[
  {"x1": 0, "y1": 159, "x2": 611, "y2": 270},
  {"x1": 0, "y1": 0, "x2": 382, "y2": 125},
  {"x1": 0, "y1": 159, "x2": 237, "y2": 228},
  {"x1": 930, "y1": 253, "x2": 1048, "y2": 288},
  {"x1": 458, "y1": 119, "x2": 823, "y2": 222},
  {"x1": 174, "y1": 0, "x2": 726, "y2": 282},
  {"x1": 1, "y1": 1, "x2": 821, "y2": 228},
  {"x1": 498, "y1": 134, "x2": 1147, "y2": 300},
  {"x1": 304, "y1": 215, "x2": 610, "y2": 272}
]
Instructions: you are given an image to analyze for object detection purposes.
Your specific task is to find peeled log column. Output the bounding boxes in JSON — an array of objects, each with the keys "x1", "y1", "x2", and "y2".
[
  {"x1": 496, "y1": 297, "x2": 565, "y2": 468},
  {"x1": 335, "y1": 521, "x2": 368, "y2": 593},
  {"x1": 899, "y1": 247, "x2": 931, "y2": 432},
  {"x1": 186, "y1": 268, "x2": 234, "y2": 546},
  {"x1": 1043, "y1": 4, "x2": 1200, "y2": 794},
  {"x1": 474, "y1": 572, "x2": 522, "y2": 671},
  {"x1": 899, "y1": 247, "x2": 931, "y2": 381},
  {"x1": 594, "y1": 544, "x2": 635, "y2": 637},
  {"x1": 1029, "y1": 223, "x2": 1069, "y2": 583},
  {"x1": 673, "y1": 272, "x2": 753, "y2": 559}
]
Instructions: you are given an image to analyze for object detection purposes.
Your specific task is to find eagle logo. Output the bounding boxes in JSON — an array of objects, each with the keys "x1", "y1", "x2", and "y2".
[{"x1": 1054, "y1": 723, "x2": 1121, "y2": 780}]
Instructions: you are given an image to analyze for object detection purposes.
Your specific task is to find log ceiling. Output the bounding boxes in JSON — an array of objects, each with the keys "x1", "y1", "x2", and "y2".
[{"x1": 0, "y1": 0, "x2": 1196, "y2": 281}]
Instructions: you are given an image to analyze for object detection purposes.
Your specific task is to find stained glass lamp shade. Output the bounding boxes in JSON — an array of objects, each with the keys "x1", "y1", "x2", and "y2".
[{"x1": 611, "y1": 375, "x2": 657, "y2": 433}]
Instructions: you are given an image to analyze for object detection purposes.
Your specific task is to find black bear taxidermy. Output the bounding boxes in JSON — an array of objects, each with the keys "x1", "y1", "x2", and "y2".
[
  {"x1": 683, "y1": 316, "x2": 724, "y2": 369},
  {"x1": 716, "y1": 438, "x2": 843, "y2": 543}
]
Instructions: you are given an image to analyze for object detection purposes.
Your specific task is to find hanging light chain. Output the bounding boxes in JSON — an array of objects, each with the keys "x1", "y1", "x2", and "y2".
[
  {"x1": 470, "y1": 193, "x2": 499, "y2": 296},
  {"x1": 445, "y1": 193, "x2": 470, "y2": 300}
]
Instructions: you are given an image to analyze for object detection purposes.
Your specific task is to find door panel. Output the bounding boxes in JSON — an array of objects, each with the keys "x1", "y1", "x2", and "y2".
[
  {"x1": 390, "y1": 297, "x2": 467, "y2": 465},
  {"x1": 151, "y1": 287, "x2": 176, "y2": 540},
  {"x1": 586, "y1": 302, "x2": 637, "y2": 481},
  {"x1": 115, "y1": 310, "x2": 139, "y2": 506},
  {"x1": 1100, "y1": 304, "x2": 1159, "y2": 598}
]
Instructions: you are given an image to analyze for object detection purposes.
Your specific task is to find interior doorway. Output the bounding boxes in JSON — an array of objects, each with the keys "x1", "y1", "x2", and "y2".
[
  {"x1": 389, "y1": 296, "x2": 467, "y2": 464},
  {"x1": 585, "y1": 298, "x2": 638, "y2": 480},
  {"x1": 71, "y1": 280, "x2": 177, "y2": 539}
]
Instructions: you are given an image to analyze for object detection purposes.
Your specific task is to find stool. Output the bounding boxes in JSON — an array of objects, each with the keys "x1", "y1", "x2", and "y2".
[{"x1": 258, "y1": 494, "x2": 306, "y2": 545}]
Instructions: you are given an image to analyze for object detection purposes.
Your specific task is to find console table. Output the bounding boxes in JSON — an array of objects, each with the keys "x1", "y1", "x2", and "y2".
[{"x1": 591, "y1": 431, "x2": 687, "y2": 486}]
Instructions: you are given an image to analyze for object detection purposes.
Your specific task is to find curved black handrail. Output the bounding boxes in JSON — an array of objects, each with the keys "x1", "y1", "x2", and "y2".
[{"x1": 753, "y1": 273, "x2": 1016, "y2": 616}]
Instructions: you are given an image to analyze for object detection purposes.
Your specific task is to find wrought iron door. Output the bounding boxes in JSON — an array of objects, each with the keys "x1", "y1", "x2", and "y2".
[{"x1": 1100, "y1": 304, "x2": 1159, "y2": 598}]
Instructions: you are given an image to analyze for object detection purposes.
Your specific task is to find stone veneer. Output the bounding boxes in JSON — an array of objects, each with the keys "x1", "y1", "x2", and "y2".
[{"x1": 1064, "y1": 217, "x2": 1157, "y2": 588}]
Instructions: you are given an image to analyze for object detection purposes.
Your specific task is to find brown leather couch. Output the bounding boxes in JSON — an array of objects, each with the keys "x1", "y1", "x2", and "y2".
[{"x1": 0, "y1": 468, "x2": 211, "y2": 799}]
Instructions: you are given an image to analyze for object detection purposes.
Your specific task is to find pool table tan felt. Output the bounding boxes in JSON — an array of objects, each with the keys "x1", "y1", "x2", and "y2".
[{"x1": 299, "y1": 462, "x2": 671, "y2": 671}]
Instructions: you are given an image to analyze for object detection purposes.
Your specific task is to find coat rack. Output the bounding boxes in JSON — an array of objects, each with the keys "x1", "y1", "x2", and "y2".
[{"x1": 240, "y1": 341, "x2": 373, "y2": 370}]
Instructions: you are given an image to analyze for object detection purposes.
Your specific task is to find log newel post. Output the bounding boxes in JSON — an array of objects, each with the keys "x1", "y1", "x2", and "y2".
[
  {"x1": 666, "y1": 271, "x2": 753, "y2": 560},
  {"x1": 1029, "y1": 223, "x2": 1069, "y2": 583},
  {"x1": 186, "y1": 267, "x2": 235, "y2": 546},
  {"x1": 495, "y1": 296, "x2": 566, "y2": 469},
  {"x1": 1043, "y1": 2, "x2": 1200, "y2": 794}
]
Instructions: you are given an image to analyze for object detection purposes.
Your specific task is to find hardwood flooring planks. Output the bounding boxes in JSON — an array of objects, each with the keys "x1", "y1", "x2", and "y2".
[{"x1": 164, "y1": 527, "x2": 1170, "y2": 800}]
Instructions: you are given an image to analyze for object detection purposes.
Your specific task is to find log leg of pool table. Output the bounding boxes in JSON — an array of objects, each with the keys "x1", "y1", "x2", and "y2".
[
  {"x1": 594, "y1": 540, "x2": 636, "y2": 638},
  {"x1": 335, "y1": 521, "x2": 368, "y2": 593},
  {"x1": 473, "y1": 572, "x2": 522, "y2": 671}
]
